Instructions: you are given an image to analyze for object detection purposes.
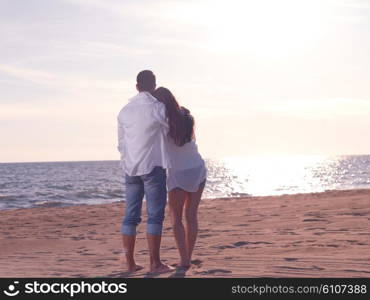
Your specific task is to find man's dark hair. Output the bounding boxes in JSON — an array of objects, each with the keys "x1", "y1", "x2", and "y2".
[{"x1": 136, "y1": 70, "x2": 156, "y2": 92}]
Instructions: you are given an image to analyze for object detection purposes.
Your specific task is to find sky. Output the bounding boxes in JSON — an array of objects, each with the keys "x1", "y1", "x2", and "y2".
[{"x1": 1, "y1": 0, "x2": 370, "y2": 162}]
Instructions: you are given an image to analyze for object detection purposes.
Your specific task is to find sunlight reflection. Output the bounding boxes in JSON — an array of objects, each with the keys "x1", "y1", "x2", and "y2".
[{"x1": 213, "y1": 155, "x2": 353, "y2": 196}]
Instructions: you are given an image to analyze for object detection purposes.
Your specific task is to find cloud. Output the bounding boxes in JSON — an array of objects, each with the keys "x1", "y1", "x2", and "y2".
[
  {"x1": 256, "y1": 98, "x2": 370, "y2": 119},
  {"x1": 330, "y1": 0, "x2": 370, "y2": 9},
  {"x1": 0, "y1": 64, "x2": 55, "y2": 84},
  {"x1": 335, "y1": 15, "x2": 370, "y2": 24},
  {"x1": 0, "y1": 96, "x2": 120, "y2": 122},
  {"x1": 61, "y1": 0, "x2": 181, "y2": 21},
  {"x1": 0, "y1": 63, "x2": 132, "y2": 96},
  {"x1": 329, "y1": 0, "x2": 370, "y2": 24}
]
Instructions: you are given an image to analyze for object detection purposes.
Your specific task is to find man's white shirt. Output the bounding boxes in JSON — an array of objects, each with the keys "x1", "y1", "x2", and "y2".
[{"x1": 117, "y1": 91, "x2": 170, "y2": 176}]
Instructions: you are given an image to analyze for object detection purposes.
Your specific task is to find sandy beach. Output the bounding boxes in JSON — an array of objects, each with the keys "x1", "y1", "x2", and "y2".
[{"x1": 0, "y1": 189, "x2": 370, "y2": 278}]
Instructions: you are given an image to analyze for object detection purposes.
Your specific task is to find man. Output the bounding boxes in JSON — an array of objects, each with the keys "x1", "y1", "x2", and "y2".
[{"x1": 117, "y1": 70, "x2": 172, "y2": 274}]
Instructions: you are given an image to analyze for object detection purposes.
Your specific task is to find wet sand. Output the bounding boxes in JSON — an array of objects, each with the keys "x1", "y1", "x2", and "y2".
[{"x1": 0, "y1": 189, "x2": 370, "y2": 277}]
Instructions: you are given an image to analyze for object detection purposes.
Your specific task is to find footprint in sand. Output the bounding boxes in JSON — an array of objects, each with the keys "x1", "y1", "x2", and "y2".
[
  {"x1": 233, "y1": 241, "x2": 249, "y2": 247},
  {"x1": 303, "y1": 218, "x2": 324, "y2": 222},
  {"x1": 195, "y1": 269, "x2": 232, "y2": 275},
  {"x1": 71, "y1": 236, "x2": 85, "y2": 240},
  {"x1": 276, "y1": 265, "x2": 325, "y2": 271},
  {"x1": 108, "y1": 271, "x2": 139, "y2": 278},
  {"x1": 313, "y1": 232, "x2": 326, "y2": 236},
  {"x1": 80, "y1": 253, "x2": 96, "y2": 256},
  {"x1": 284, "y1": 258, "x2": 298, "y2": 262},
  {"x1": 217, "y1": 241, "x2": 273, "y2": 250},
  {"x1": 199, "y1": 234, "x2": 212, "y2": 238},
  {"x1": 343, "y1": 269, "x2": 370, "y2": 274},
  {"x1": 191, "y1": 259, "x2": 202, "y2": 267},
  {"x1": 71, "y1": 274, "x2": 85, "y2": 278},
  {"x1": 305, "y1": 227, "x2": 326, "y2": 231},
  {"x1": 217, "y1": 245, "x2": 236, "y2": 250},
  {"x1": 235, "y1": 241, "x2": 273, "y2": 247}
]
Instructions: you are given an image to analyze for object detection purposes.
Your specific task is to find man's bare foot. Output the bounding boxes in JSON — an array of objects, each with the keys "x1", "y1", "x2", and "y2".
[
  {"x1": 123, "y1": 256, "x2": 143, "y2": 273},
  {"x1": 127, "y1": 264, "x2": 144, "y2": 273},
  {"x1": 149, "y1": 263, "x2": 175, "y2": 274}
]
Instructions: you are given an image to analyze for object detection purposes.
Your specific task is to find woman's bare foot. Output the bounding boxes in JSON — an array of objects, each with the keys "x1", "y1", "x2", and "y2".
[
  {"x1": 149, "y1": 263, "x2": 174, "y2": 274},
  {"x1": 177, "y1": 265, "x2": 190, "y2": 270},
  {"x1": 178, "y1": 260, "x2": 191, "y2": 269}
]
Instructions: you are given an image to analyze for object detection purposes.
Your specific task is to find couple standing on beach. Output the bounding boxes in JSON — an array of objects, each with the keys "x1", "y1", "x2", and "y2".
[{"x1": 117, "y1": 70, "x2": 207, "y2": 274}]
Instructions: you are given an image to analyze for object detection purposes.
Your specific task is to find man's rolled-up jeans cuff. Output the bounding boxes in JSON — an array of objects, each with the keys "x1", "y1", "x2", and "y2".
[
  {"x1": 147, "y1": 223, "x2": 163, "y2": 235},
  {"x1": 121, "y1": 224, "x2": 137, "y2": 236}
]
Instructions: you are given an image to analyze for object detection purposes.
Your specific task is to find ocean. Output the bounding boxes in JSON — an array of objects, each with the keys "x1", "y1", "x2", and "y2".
[{"x1": 0, "y1": 155, "x2": 370, "y2": 210}]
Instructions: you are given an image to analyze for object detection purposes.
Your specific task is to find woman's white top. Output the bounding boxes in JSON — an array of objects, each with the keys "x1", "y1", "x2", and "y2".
[{"x1": 166, "y1": 138, "x2": 207, "y2": 192}]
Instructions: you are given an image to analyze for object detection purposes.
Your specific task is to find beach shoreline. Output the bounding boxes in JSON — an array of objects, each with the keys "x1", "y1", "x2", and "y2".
[{"x1": 0, "y1": 189, "x2": 370, "y2": 277}]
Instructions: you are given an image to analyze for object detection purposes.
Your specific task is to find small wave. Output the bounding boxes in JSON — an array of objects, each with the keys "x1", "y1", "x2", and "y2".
[
  {"x1": 32, "y1": 201, "x2": 66, "y2": 208},
  {"x1": 45, "y1": 184, "x2": 74, "y2": 191},
  {"x1": 354, "y1": 181, "x2": 370, "y2": 185},
  {"x1": 106, "y1": 190, "x2": 123, "y2": 198},
  {"x1": 230, "y1": 192, "x2": 251, "y2": 197},
  {"x1": 0, "y1": 195, "x2": 18, "y2": 201}
]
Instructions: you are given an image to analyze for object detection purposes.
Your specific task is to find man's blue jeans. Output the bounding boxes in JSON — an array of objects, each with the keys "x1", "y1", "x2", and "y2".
[{"x1": 121, "y1": 167, "x2": 167, "y2": 236}]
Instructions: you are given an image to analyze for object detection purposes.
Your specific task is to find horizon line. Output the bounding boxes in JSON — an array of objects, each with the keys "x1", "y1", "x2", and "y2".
[{"x1": 1, "y1": 153, "x2": 370, "y2": 164}]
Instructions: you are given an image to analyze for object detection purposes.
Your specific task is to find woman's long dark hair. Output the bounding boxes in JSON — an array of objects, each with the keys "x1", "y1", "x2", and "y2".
[{"x1": 152, "y1": 87, "x2": 194, "y2": 146}]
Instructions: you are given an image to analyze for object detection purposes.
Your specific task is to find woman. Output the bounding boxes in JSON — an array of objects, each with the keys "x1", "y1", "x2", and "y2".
[{"x1": 153, "y1": 87, "x2": 207, "y2": 269}]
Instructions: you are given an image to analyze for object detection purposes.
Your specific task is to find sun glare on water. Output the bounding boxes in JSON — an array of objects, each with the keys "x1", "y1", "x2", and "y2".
[{"x1": 220, "y1": 155, "x2": 343, "y2": 196}]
